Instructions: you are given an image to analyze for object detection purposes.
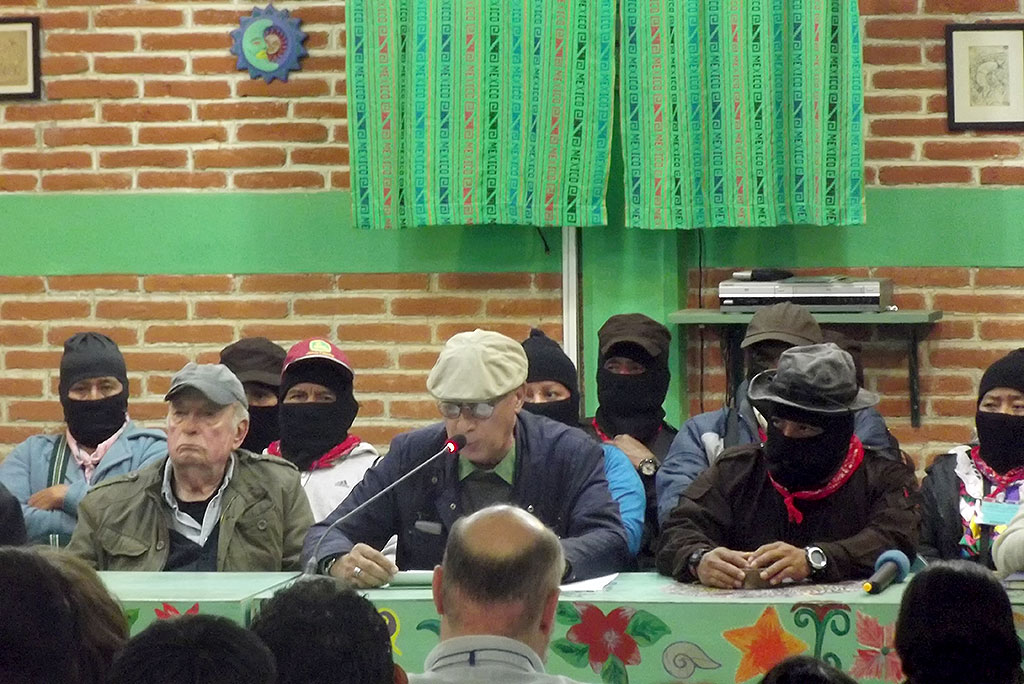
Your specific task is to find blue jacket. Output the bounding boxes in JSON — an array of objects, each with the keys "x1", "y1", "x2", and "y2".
[
  {"x1": 602, "y1": 443, "x2": 645, "y2": 555},
  {"x1": 0, "y1": 422, "x2": 167, "y2": 543},
  {"x1": 302, "y1": 411, "x2": 631, "y2": 582},
  {"x1": 656, "y1": 380, "x2": 900, "y2": 526}
]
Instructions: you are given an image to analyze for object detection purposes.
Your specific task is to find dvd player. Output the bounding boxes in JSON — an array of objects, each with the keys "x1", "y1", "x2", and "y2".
[{"x1": 718, "y1": 276, "x2": 893, "y2": 313}]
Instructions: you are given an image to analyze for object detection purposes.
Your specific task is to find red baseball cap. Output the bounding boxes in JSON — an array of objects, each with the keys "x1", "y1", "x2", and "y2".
[{"x1": 282, "y1": 338, "x2": 353, "y2": 378}]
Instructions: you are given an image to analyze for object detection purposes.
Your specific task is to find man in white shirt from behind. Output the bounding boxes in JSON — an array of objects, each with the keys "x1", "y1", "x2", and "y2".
[{"x1": 411, "y1": 505, "x2": 584, "y2": 684}]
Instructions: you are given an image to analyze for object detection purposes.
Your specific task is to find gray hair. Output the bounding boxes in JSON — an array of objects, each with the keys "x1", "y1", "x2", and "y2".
[{"x1": 231, "y1": 401, "x2": 249, "y2": 428}]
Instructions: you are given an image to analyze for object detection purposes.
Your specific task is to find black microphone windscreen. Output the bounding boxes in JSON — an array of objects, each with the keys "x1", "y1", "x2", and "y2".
[{"x1": 447, "y1": 434, "x2": 468, "y2": 452}]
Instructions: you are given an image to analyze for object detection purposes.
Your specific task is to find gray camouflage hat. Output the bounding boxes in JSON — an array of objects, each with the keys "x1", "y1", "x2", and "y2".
[{"x1": 747, "y1": 343, "x2": 878, "y2": 414}]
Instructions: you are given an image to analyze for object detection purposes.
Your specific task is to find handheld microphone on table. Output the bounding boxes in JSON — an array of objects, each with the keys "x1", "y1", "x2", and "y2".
[
  {"x1": 862, "y1": 549, "x2": 911, "y2": 594},
  {"x1": 303, "y1": 434, "x2": 468, "y2": 575}
]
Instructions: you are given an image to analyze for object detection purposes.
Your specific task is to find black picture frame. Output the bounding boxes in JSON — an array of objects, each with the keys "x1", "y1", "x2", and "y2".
[{"x1": 0, "y1": 16, "x2": 40, "y2": 100}]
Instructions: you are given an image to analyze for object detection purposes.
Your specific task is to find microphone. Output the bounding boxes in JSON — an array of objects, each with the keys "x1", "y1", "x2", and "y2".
[
  {"x1": 303, "y1": 434, "x2": 467, "y2": 574},
  {"x1": 862, "y1": 549, "x2": 911, "y2": 594}
]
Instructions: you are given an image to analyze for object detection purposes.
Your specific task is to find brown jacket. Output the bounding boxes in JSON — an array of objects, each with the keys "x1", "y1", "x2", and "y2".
[
  {"x1": 656, "y1": 444, "x2": 921, "y2": 582},
  {"x1": 68, "y1": 450, "x2": 313, "y2": 571}
]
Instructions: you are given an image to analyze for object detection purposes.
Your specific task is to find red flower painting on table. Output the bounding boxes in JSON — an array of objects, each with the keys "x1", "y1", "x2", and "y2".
[
  {"x1": 850, "y1": 612, "x2": 903, "y2": 682},
  {"x1": 567, "y1": 605, "x2": 642, "y2": 673}
]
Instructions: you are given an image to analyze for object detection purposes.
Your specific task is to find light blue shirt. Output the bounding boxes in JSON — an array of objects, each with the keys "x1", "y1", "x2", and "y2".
[{"x1": 410, "y1": 635, "x2": 586, "y2": 684}]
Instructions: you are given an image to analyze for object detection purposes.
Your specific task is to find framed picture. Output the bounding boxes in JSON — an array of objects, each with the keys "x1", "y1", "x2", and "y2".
[
  {"x1": 0, "y1": 17, "x2": 40, "y2": 100},
  {"x1": 946, "y1": 23, "x2": 1024, "y2": 130}
]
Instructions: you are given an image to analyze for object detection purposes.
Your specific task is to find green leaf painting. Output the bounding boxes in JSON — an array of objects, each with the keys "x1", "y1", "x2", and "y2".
[
  {"x1": 601, "y1": 654, "x2": 629, "y2": 684},
  {"x1": 123, "y1": 608, "x2": 139, "y2": 629},
  {"x1": 415, "y1": 619, "x2": 440, "y2": 636},
  {"x1": 625, "y1": 609, "x2": 671, "y2": 646},
  {"x1": 557, "y1": 601, "x2": 583, "y2": 626},
  {"x1": 551, "y1": 638, "x2": 590, "y2": 669}
]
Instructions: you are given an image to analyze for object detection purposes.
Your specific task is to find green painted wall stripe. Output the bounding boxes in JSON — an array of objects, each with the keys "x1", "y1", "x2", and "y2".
[{"x1": 0, "y1": 191, "x2": 562, "y2": 275}]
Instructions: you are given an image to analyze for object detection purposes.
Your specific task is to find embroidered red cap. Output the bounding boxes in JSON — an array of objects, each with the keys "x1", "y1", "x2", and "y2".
[{"x1": 282, "y1": 338, "x2": 353, "y2": 377}]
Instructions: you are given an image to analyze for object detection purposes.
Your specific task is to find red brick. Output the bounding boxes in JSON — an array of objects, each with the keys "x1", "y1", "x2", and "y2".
[
  {"x1": 0, "y1": 129, "x2": 35, "y2": 147},
  {"x1": 357, "y1": 401, "x2": 386, "y2": 418},
  {"x1": 929, "y1": 346, "x2": 1018, "y2": 369},
  {"x1": 96, "y1": 300, "x2": 187, "y2": 320},
  {"x1": 981, "y1": 167, "x2": 1024, "y2": 185},
  {"x1": 46, "y1": 325, "x2": 138, "y2": 346},
  {"x1": 877, "y1": 373, "x2": 975, "y2": 395},
  {"x1": 294, "y1": 297, "x2": 387, "y2": 316},
  {"x1": 293, "y1": 102, "x2": 348, "y2": 119},
  {"x1": 923, "y1": 141, "x2": 1020, "y2": 161},
  {"x1": 239, "y1": 323, "x2": 332, "y2": 340},
  {"x1": 0, "y1": 277, "x2": 44, "y2": 294},
  {"x1": 878, "y1": 166, "x2": 973, "y2": 185},
  {"x1": 192, "y1": 9, "x2": 246, "y2": 25},
  {"x1": 0, "y1": 325, "x2": 42, "y2": 348},
  {"x1": 0, "y1": 175, "x2": 37, "y2": 192},
  {"x1": 925, "y1": 319, "x2": 975, "y2": 340},
  {"x1": 864, "y1": 95, "x2": 922, "y2": 115},
  {"x1": 864, "y1": 167, "x2": 878, "y2": 185},
  {"x1": 130, "y1": 402, "x2": 172, "y2": 422},
  {"x1": 143, "y1": 275, "x2": 234, "y2": 293},
  {"x1": 239, "y1": 274, "x2": 333, "y2": 293},
  {"x1": 196, "y1": 102, "x2": 289, "y2": 120},
  {"x1": 330, "y1": 170, "x2": 351, "y2": 189},
  {"x1": 144, "y1": 325, "x2": 236, "y2": 344},
  {"x1": 47, "y1": 79, "x2": 137, "y2": 100},
  {"x1": 48, "y1": 275, "x2": 138, "y2": 291},
  {"x1": 145, "y1": 375, "x2": 173, "y2": 396},
  {"x1": 9, "y1": 401, "x2": 63, "y2": 422},
  {"x1": 485, "y1": 298, "x2": 561, "y2": 317},
  {"x1": 865, "y1": 19, "x2": 947, "y2": 41},
  {"x1": 1, "y1": 300, "x2": 90, "y2": 320},
  {"x1": 929, "y1": 397, "x2": 979, "y2": 418},
  {"x1": 357, "y1": 425, "x2": 408, "y2": 449},
  {"x1": 95, "y1": 56, "x2": 185, "y2": 75},
  {"x1": 46, "y1": 33, "x2": 135, "y2": 53},
  {"x1": 195, "y1": 148, "x2": 285, "y2": 169},
  {"x1": 438, "y1": 273, "x2": 532, "y2": 290},
  {"x1": 5, "y1": 351, "x2": 62, "y2": 370},
  {"x1": 863, "y1": 45, "x2": 921, "y2": 65},
  {"x1": 3, "y1": 151, "x2": 91, "y2": 171},
  {"x1": 121, "y1": 351, "x2": 190, "y2": 371},
  {"x1": 100, "y1": 150, "x2": 188, "y2": 169},
  {"x1": 144, "y1": 81, "x2": 231, "y2": 99},
  {"x1": 138, "y1": 126, "x2": 227, "y2": 145},
  {"x1": 858, "y1": 0, "x2": 918, "y2": 12},
  {"x1": 398, "y1": 351, "x2": 442, "y2": 370},
  {"x1": 291, "y1": 6, "x2": 346, "y2": 23},
  {"x1": 44, "y1": 126, "x2": 132, "y2": 147},
  {"x1": 345, "y1": 349, "x2": 393, "y2": 369},
  {"x1": 871, "y1": 118, "x2": 955, "y2": 139},
  {"x1": 391, "y1": 297, "x2": 482, "y2": 317},
  {"x1": 336, "y1": 274, "x2": 430, "y2": 291},
  {"x1": 237, "y1": 123, "x2": 328, "y2": 143},
  {"x1": 889, "y1": 423, "x2": 974, "y2": 446},
  {"x1": 435, "y1": 322, "x2": 534, "y2": 342},
  {"x1": 935, "y1": 293, "x2": 1024, "y2": 315},
  {"x1": 872, "y1": 69, "x2": 947, "y2": 90},
  {"x1": 138, "y1": 172, "x2": 226, "y2": 189},
  {"x1": 4, "y1": 103, "x2": 94, "y2": 122},
  {"x1": 233, "y1": 172, "x2": 326, "y2": 189},
  {"x1": 194, "y1": 300, "x2": 289, "y2": 319},
  {"x1": 103, "y1": 103, "x2": 190, "y2": 123},
  {"x1": 191, "y1": 56, "x2": 238, "y2": 74},
  {"x1": 41, "y1": 55, "x2": 90, "y2": 76},
  {"x1": 42, "y1": 173, "x2": 131, "y2": 192},
  {"x1": 290, "y1": 147, "x2": 349, "y2": 165},
  {"x1": 980, "y1": 320, "x2": 1024, "y2": 340},
  {"x1": 355, "y1": 373, "x2": 429, "y2": 394},
  {"x1": 237, "y1": 79, "x2": 331, "y2": 98},
  {"x1": 975, "y1": 268, "x2": 1024, "y2": 287},
  {"x1": 0, "y1": 378, "x2": 44, "y2": 397},
  {"x1": 865, "y1": 141, "x2": 915, "y2": 160},
  {"x1": 337, "y1": 324, "x2": 432, "y2": 344},
  {"x1": 873, "y1": 267, "x2": 969, "y2": 287},
  {"x1": 390, "y1": 400, "x2": 441, "y2": 421},
  {"x1": 142, "y1": 32, "x2": 231, "y2": 50},
  {"x1": 95, "y1": 8, "x2": 183, "y2": 27},
  {"x1": 924, "y1": 0, "x2": 1017, "y2": 10},
  {"x1": 534, "y1": 273, "x2": 563, "y2": 290},
  {"x1": 40, "y1": 11, "x2": 89, "y2": 30},
  {"x1": 302, "y1": 56, "x2": 346, "y2": 72}
]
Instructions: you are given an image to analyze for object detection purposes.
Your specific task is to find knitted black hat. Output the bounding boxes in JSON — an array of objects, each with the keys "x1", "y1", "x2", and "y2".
[
  {"x1": 521, "y1": 328, "x2": 578, "y2": 394},
  {"x1": 978, "y1": 349, "x2": 1024, "y2": 405},
  {"x1": 58, "y1": 332, "x2": 128, "y2": 397}
]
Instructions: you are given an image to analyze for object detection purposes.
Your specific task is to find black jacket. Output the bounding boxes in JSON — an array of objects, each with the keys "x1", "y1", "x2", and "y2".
[{"x1": 0, "y1": 482, "x2": 26, "y2": 546}]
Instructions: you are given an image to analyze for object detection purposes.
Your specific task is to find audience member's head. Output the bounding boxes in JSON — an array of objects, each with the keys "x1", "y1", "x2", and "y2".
[
  {"x1": 427, "y1": 330, "x2": 528, "y2": 467},
  {"x1": 58, "y1": 332, "x2": 130, "y2": 448},
  {"x1": 278, "y1": 338, "x2": 359, "y2": 470},
  {"x1": 220, "y1": 337, "x2": 287, "y2": 453},
  {"x1": 434, "y1": 505, "x2": 564, "y2": 660},
  {"x1": 164, "y1": 363, "x2": 249, "y2": 476},
  {"x1": 594, "y1": 313, "x2": 672, "y2": 442},
  {"x1": 521, "y1": 328, "x2": 580, "y2": 427},
  {"x1": 37, "y1": 548, "x2": 128, "y2": 684},
  {"x1": 0, "y1": 547, "x2": 77, "y2": 683},
  {"x1": 108, "y1": 614, "x2": 275, "y2": 684},
  {"x1": 748, "y1": 343, "x2": 878, "y2": 492},
  {"x1": 760, "y1": 656, "x2": 857, "y2": 684},
  {"x1": 251, "y1": 577, "x2": 397, "y2": 684},
  {"x1": 895, "y1": 560, "x2": 1022, "y2": 684},
  {"x1": 976, "y1": 348, "x2": 1024, "y2": 475},
  {"x1": 741, "y1": 303, "x2": 823, "y2": 382}
]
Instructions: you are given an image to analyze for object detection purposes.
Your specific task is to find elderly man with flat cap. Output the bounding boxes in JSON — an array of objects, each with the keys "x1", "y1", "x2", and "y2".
[
  {"x1": 68, "y1": 363, "x2": 313, "y2": 571},
  {"x1": 304, "y1": 329, "x2": 630, "y2": 586},
  {"x1": 657, "y1": 343, "x2": 919, "y2": 587}
]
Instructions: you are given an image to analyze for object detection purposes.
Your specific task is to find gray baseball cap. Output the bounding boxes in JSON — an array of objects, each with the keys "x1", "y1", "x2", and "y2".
[
  {"x1": 747, "y1": 343, "x2": 878, "y2": 414},
  {"x1": 165, "y1": 362, "x2": 248, "y2": 409}
]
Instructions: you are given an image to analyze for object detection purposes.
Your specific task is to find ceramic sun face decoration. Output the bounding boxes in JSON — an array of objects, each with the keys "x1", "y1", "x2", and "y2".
[{"x1": 230, "y1": 5, "x2": 307, "y2": 83}]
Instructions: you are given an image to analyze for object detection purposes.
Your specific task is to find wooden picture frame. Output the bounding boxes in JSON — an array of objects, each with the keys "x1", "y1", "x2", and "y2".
[
  {"x1": 0, "y1": 17, "x2": 40, "y2": 100},
  {"x1": 946, "y1": 23, "x2": 1024, "y2": 131}
]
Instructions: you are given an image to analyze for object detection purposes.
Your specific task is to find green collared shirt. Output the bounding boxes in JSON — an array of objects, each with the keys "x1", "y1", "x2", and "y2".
[
  {"x1": 458, "y1": 445, "x2": 516, "y2": 514},
  {"x1": 458, "y1": 445, "x2": 516, "y2": 484}
]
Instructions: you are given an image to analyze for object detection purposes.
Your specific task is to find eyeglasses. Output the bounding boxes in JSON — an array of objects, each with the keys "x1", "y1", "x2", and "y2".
[{"x1": 437, "y1": 396, "x2": 505, "y2": 420}]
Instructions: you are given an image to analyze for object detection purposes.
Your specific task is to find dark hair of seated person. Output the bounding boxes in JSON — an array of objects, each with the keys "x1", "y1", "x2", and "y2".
[
  {"x1": 108, "y1": 614, "x2": 276, "y2": 684},
  {"x1": 895, "y1": 560, "x2": 1024, "y2": 684},
  {"x1": 760, "y1": 655, "x2": 857, "y2": 684},
  {"x1": 250, "y1": 577, "x2": 396, "y2": 684},
  {"x1": 0, "y1": 547, "x2": 79, "y2": 684}
]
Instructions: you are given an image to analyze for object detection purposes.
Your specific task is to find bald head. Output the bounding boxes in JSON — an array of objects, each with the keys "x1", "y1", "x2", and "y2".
[{"x1": 439, "y1": 506, "x2": 564, "y2": 637}]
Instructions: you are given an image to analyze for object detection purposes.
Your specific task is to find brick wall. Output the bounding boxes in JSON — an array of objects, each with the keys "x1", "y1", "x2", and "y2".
[
  {"x1": 686, "y1": 266, "x2": 1024, "y2": 472},
  {"x1": 862, "y1": 0, "x2": 1024, "y2": 186},
  {"x1": 0, "y1": 2, "x2": 349, "y2": 192},
  {"x1": 0, "y1": 273, "x2": 562, "y2": 456}
]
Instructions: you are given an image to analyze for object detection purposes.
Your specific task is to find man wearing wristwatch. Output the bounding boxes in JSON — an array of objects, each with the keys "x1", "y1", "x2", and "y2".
[{"x1": 657, "y1": 343, "x2": 920, "y2": 588}]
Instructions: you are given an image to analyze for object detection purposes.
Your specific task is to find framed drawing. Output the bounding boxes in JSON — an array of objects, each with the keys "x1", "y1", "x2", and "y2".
[
  {"x1": 0, "y1": 17, "x2": 40, "y2": 100},
  {"x1": 946, "y1": 23, "x2": 1024, "y2": 130}
]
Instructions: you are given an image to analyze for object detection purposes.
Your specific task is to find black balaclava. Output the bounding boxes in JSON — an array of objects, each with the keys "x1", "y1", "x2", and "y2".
[
  {"x1": 976, "y1": 349, "x2": 1024, "y2": 474},
  {"x1": 278, "y1": 359, "x2": 359, "y2": 471},
  {"x1": 242, "y1": 384, "x2": 279, "y2": 454},
  {"x1": 58, "y1": 332, "x2": 129, "y2": 449},
  {"x1": 762, "y1": 402, "x2": 855, "y2": 491},
  {"x1": 521, "y1": 328, "x2": 580, "y2": 427},
  {"x1": 595, "y1": 342, "x2": 670, "y2": 442}
]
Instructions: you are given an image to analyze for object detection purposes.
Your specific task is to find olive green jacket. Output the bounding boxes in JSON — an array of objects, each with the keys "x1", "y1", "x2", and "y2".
[{"x1": 67, "y1": 450, "x2": 314, "y2": 572}]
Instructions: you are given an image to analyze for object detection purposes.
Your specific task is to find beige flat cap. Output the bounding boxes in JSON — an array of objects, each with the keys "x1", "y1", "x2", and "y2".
[{"x1": 427, "y1": 329, "x2": 528, "y2": 402}]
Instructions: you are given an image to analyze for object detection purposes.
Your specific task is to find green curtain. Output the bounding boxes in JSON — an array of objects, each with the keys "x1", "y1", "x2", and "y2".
[
  {"x1": 346, "y1": 0, "x2": 617, "y2": 230},
  {"x1": 619, "y1": 0, "x2": 865, "y2": 229}
]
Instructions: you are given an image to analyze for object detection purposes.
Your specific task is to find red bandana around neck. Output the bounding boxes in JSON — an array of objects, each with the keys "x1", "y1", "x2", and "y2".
[
  {"x1": 970, "y1": 445, "x2": 1024, "y2": 497},
  {"x1": 266, "y1": 434, "x2": 362, "y2": 471},
  {"x1": 591, "y1": 417, "x2": 661, "y2": 443},
  {"x1": 767, "y1": 435, "x2": 865, "y2": 524}
]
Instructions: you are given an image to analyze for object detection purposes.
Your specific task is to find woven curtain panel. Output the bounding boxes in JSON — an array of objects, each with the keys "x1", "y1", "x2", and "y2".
[
  {"x1": 347, "y1": 1, "x2": 617, "y2": 230},
  {"x1": 620, "y1": 0, "x2": 865, "y2": 229}
]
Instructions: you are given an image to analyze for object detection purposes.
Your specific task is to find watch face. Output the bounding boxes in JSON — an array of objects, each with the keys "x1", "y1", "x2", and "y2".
[
  {"x1": 639, "y1": 459, "x2": 658, "y2": 476},
  {"x1": 807, "y1": 547, "x2": 827, "y2": 570}
]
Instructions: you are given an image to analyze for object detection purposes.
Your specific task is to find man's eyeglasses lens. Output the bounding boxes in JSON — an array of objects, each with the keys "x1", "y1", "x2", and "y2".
[{"x1": 438, "y1": 401, "x2": 497, "y2": 420}]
